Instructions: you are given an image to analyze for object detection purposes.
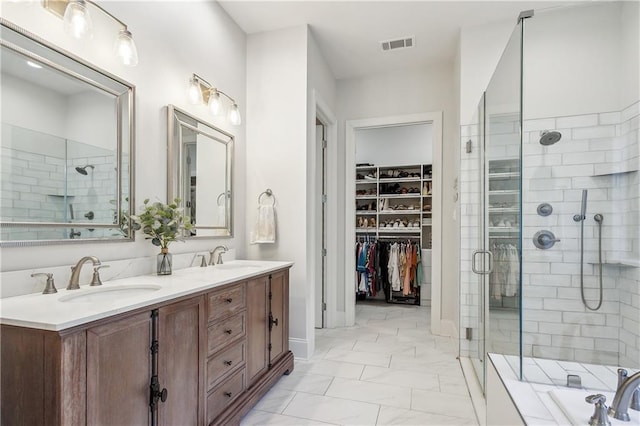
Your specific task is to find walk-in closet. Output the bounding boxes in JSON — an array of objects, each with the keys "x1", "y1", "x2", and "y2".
[{"x1": 353, "y1": 123, "x2": 434, "y2": 306}]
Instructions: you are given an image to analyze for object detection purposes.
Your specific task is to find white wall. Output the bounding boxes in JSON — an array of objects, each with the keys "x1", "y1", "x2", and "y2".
[
  {"x1": 459, "y1": 18, "x2": 515, "y2": 125},
  {"x1": 337, "y1": 64, "x2": 459, "y2": 334},
  {"x1": 523, "y1": 2, "x2": 627, "y2": 119},
  {"x1": 355, "y1": 123, "x2": 433, "y2": 165},
  {"x1": 245, "y1": 25, "x2": 311, "y2": 358},
  {"x1": 0, "y1": 2, "x2": 247, "y2": 272}
]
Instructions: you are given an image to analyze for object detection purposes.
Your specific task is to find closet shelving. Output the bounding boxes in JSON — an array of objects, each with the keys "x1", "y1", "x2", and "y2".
[
  {"x1": 355, "y1": 163, "x2": 433, "y2": 305},
  {"x1": 487, "y1": 159, "x2": 520, "y2": 310},
  {"x1": 355, "y1": 163, "x2": 432, "y2": 247}
]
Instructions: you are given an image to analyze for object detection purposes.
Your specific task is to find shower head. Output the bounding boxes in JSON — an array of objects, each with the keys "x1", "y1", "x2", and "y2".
[
  {"x1": 539, "y1": 130, "x2": 562, "y2": 146},
  {"x1": 75, "y1": 165, "x2": 94, "y2": 175}
]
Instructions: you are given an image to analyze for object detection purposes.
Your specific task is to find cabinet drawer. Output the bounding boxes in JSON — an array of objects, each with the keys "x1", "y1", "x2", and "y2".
[
  {"x1": 208, "y1": 284, "x2": 245, "y2": 323},
  {"x1": 207, "y1": 340, "x2": 245, "y2": 390},
  {"x1": 208, "y1": 312, "x2": 246, "y2": 355},
  {"x1": 206, "y1": 368, "x2": 245, "y2": 424}
]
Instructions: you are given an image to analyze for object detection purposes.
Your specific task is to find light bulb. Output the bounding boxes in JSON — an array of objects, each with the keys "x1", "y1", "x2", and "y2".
[
  {"x1": 208, "y1": 90, "x2": 222, "y2": 115},
  {"x1": 188, "y1": 77, "x2": 203, "y2": 104},
  {"x1": 228, "y1": 103, "x2": 241, "y2": 126},
  {"x1": 63, "y1": 0, "x2": 93, "y2": 39},
  {"x1": 114, "y1": 29, "x2": 138, "y2": 67}
]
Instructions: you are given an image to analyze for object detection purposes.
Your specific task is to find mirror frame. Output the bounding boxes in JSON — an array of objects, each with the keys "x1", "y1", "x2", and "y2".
[
  {"x1": 0, "y1": 19, "x2": 136, "y2": 247},
  {"x1": 167, "y1": 105, "x2": 233, "y2": 238}
]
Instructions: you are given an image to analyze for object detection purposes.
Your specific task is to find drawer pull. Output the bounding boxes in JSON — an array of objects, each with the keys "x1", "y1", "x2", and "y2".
[
  {"x1": 224, "y1": 391, "x2": 232, "y2": 398},
  {"x1": 224, "y1": 360, "x2": 233, "y2": 366},
  {"x1": 224, "y1": 329, "x2": 233, "y2": 334},
  {"x1": 224, "y1": 298, "x2": 233, "y2": 303}
]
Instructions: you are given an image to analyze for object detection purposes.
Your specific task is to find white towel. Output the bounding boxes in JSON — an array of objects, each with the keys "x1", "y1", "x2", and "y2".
[
  {"x1": 252, "y1": 204, "x2": 276, "y2": 243},
  {"x1": 217, "y1": 205, "x2": 226, "y2": 227}
]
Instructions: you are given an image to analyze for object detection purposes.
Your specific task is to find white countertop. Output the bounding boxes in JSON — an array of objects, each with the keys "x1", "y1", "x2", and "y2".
[{"x1": 0, "y1": 260, "x2": 293, "y2": 332}]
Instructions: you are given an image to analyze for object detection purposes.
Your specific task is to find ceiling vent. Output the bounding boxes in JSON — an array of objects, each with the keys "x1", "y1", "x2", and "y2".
[{"x1": 381, "y1": 36, "x2": 415, "y2": 52}]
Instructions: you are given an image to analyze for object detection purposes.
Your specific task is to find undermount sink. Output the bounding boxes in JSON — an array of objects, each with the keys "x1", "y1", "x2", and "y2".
[{"x1": 59, "y1": 285, "x2": 162, "y2": 303}]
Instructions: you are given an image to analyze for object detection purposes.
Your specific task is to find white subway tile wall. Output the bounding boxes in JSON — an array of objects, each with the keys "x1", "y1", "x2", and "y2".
[
  {"x1": 1, "y1": 128, "x2": 129, "y2": 242},
  {"x1": 459, "y1": 101, "x2": 640, "y2": 372}
]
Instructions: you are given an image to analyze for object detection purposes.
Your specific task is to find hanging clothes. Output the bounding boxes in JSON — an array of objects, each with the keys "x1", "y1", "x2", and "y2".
[
  {"x1": 489, "y1": 243, "x2": 519, "y2": 300},
  {"x1": 386, "y1": 243, "x2": 399, "y2": 292}
]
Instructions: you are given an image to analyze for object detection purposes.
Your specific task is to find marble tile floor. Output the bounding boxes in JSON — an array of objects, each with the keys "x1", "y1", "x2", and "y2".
[{"x1": 241, "y1": 302, "x2": 479, "y2": 426}]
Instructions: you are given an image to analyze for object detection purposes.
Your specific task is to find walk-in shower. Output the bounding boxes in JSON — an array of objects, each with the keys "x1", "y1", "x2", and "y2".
[{"x1": 460, "y1": 0, "x2": 639, "y2": 393}]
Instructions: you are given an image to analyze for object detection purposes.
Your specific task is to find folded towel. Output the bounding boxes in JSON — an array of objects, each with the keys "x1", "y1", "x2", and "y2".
[{"x1": 252, "y1": 204, "x2": 276, "y2": 243}]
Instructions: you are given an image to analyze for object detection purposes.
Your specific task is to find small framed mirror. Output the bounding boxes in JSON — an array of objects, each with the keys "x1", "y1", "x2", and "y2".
[
  {"x1": 167, "y1": 105, "x2": 233, "y2": 238},
  {"x1": 0, "y1": 19, "x2": 135, "y2": 246}
]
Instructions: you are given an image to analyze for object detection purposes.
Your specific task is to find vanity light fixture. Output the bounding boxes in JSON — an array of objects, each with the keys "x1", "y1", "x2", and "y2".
[
  {"x1": 43, "y1": 0, "x2": 139, "y2": 67},
  {"x1": 188, "y1": 73, "x2": 242, "y2": 126}
]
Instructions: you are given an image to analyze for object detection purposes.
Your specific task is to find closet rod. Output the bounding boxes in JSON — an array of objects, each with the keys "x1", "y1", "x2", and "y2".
[{"x1": 377, "y1": 236, "x2": 420, "y2": 240}]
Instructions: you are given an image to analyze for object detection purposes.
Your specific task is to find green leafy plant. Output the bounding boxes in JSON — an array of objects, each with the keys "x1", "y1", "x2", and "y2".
[{"x1": 130, "y1": 198, "x2": 193, "y2": 249}]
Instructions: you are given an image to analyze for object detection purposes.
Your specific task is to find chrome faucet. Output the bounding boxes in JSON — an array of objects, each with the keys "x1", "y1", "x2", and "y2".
[
  {"x1": 68, "y1": 256, "x2": 101, "y2": 290},
  {"x1": 608, "y1": 369, "x2": 640, "y2": 421},
  {"x1": 209, "y1": 246, "x2": 228, "y2": 265}
]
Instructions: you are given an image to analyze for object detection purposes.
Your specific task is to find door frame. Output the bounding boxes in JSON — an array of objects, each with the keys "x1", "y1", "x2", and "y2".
[
  {"x1": 344, "y1": 112, "x2": 443, "y2": 330},
  {"x1": 309, "y1": 90, "x2": 338, "y2": 330}
]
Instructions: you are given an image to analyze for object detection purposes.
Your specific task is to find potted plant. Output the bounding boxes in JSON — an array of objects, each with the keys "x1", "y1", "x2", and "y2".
[{"x1": 131, "y1": 198, "x2": 193, "y2": 275}]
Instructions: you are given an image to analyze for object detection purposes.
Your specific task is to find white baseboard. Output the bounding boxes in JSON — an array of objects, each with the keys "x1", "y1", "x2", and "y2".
[
  {"x1": 289, "y1": 338, "x2": 311, "y2": 360},
  {"x1": 440, "y1": 319, "x2": 458, "y2": 338}
]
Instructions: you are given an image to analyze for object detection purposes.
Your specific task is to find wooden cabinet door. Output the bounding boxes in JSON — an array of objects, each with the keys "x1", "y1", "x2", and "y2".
[
  {"x1": 269, "y1": 271, "x2": 288, "y2": 364},
  {"x1": 86, "y1": 311, "x2": 152, "y2": 425},
  {"x1": 158, "y1": 296, "x2": 205, "y2": 426},
  {"x1": 246, "y1": 276, "x2": 269, "y2": 386}
]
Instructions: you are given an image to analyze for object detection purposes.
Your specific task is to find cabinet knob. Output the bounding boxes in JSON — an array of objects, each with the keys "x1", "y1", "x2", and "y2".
[
  {"x1": 225, "y1": 298, "x2": 233, "y2": 303},
  {"x1": 159, "y1": 388, "x2": 168, "y2": 403},
  {"x1": 224, "y1": 329, "x2": 233, "y2": 334},
  {"x1": 224, "y1": 360, "x2": 233, "y2": 366},
  {"x1": 224, "y1": 391, "x2": 232, "y2": 398}
]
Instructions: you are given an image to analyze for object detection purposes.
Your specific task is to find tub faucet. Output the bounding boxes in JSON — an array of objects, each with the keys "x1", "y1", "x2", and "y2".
[
  {"x1": 608, "y1": 369, "x2": 640, "y2": 421},
  {"x1": 209, "y1": 246, "x2": 228, "y2": 265},
  {"x1": 68, "y1": 256, "x2": 101, "y2": 290}
]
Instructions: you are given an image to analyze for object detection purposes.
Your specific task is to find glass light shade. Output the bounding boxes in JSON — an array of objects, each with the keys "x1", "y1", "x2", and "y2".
[
  {"x1": 188, "y1": 78, "x2": 203, "y2": 104},
  {"x1": 114, "y1": 29, "x2": 138, "y2": 67},
  {"x1": 63, "y1": 0, "x2": 93, "y2": 39},
  {"x1": 228, "y1": 103, "x2": 241, "y2": 126},
  {"x1": 208, "y1": 90, "x2": 222, "y2": 115}
]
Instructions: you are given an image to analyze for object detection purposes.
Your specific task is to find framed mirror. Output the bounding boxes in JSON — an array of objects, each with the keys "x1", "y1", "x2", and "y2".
[
  {"x1": 0, "y1": 19, "x2": 135, "y2": 246},
  {"x1": 167, "y1": 105, "x2": 233, "y2": 238}
]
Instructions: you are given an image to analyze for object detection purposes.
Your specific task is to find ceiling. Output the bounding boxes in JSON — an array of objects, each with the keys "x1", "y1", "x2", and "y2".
[{"x1": 218, "y1": 1, "x2": 571, "y2": 80}]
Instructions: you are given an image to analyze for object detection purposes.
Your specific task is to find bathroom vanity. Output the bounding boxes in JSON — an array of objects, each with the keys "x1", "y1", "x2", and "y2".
[{"x1": 0, "y1": 261, "x2": 293, "y2": 426}]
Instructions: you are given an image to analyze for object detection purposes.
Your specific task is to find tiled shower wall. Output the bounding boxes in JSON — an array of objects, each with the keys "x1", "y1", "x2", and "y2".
[
  {"x1": 459, "y1": 101, "x2": 640, "y2": 369},
  {"x1": 1, "y1": 145, "x2": 119, "y2": 241}
]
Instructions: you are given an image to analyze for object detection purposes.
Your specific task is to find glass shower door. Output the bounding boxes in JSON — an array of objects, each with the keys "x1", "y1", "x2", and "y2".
[
  {"x1": 484, "y1": 21, "x2": 523, "y2": 370},
  {"x1": 460, "y1": 94, "x2": 488, "y2": 390}
]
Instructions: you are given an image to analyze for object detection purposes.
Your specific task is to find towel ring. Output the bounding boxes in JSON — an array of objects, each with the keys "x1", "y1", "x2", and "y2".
[
  {"x1": 216, "y1": 192, "x2": 226, "y2": 206},
  {"x1": 258, "y1": 189, "x2": 276, "y2": 206}
]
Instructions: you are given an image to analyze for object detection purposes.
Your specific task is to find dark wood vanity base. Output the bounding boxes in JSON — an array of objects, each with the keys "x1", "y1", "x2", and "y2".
[{"x1": 1, "y1": 267, "x2": 292, "y2": 426}]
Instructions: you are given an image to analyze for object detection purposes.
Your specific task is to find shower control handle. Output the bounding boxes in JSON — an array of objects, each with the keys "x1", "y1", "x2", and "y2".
[{"x1": 533, "y1": 230, "x2": 560, "y2": 250}]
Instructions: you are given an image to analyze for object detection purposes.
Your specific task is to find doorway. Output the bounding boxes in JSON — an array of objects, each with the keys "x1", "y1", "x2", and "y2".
[{"x1": 345, "y1": 112, "x2": 443, "y2": 331}]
